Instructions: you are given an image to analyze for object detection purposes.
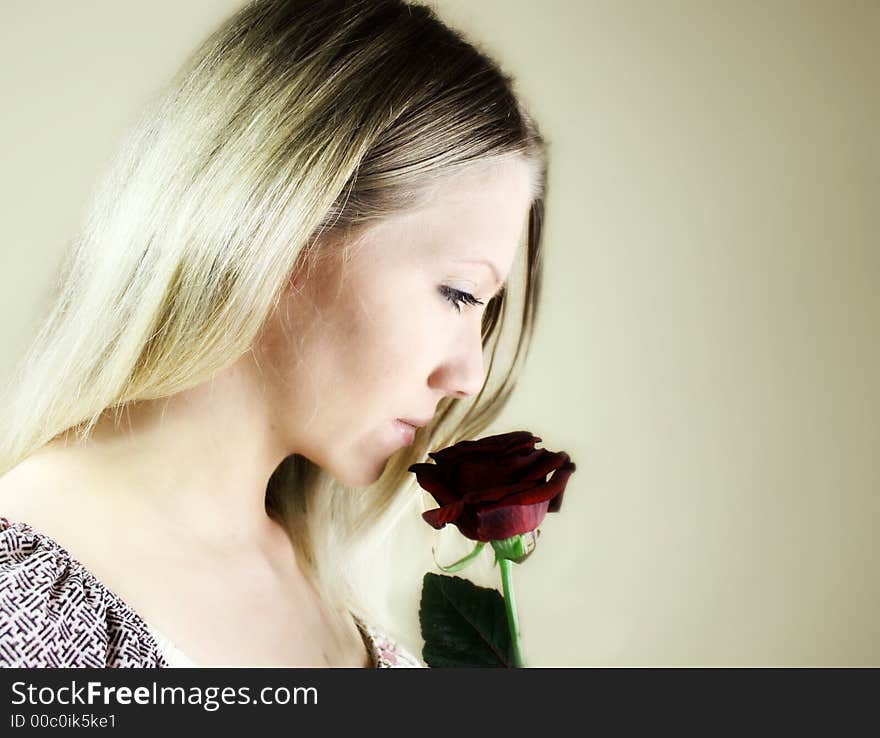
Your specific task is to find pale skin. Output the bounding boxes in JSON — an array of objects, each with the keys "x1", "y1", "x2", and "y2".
[{"x1": 0, "y1": 156, "x2": 538, "y2": 667}]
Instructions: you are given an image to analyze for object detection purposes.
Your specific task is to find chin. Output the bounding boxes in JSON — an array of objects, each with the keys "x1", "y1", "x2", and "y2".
[
  {"x1": 346, "y1": 466, "x2": 385, "y2": 488},
  {"x1": 337, "y1": 457, "x2": 390, "y2": 488},
  {"x1": 314, "y1": 440, "x2": 396, "y2": 488}
]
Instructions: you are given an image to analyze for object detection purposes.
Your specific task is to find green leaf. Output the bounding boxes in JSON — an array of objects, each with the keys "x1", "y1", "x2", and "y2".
[{"x1": 419, "y1": 572, "x2": 513, "y2": 667}]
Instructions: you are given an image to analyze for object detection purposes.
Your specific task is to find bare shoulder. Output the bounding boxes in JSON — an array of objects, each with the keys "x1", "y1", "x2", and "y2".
[
  {"x1": 0, "y1": 447, "x2": 161, "y2": 612},
  {"x1": 0, "y1": 446, "x2": 105, "y2": 537},
  {"x1": 0, "y1": 452, "x2": 57, "y2": 516}
]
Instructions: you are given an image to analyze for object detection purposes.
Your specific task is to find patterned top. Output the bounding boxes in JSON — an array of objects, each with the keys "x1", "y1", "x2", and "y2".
[{"x1": 0, "y1": 517, "x2": 424, "y2": 668}]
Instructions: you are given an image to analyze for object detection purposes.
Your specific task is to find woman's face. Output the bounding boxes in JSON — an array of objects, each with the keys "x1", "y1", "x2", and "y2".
[{"x1": 260, "y1": 157, "x2": 537, "y2": 486}]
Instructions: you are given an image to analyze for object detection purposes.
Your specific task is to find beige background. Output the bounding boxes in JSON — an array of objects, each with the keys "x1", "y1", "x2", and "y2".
[{"x1": 1, "y1": 1, "x2": 877, "y2": 666}]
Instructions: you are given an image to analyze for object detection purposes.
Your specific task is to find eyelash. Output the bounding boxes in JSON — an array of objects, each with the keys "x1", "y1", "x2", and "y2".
[{"x1": 439, "y1": 285, "x2": 485, "y2": 314}]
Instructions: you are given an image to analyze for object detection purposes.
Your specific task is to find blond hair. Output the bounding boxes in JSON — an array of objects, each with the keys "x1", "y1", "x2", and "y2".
[{"x1": 0, "y1": 0, "x2": 548, "y2": 637}]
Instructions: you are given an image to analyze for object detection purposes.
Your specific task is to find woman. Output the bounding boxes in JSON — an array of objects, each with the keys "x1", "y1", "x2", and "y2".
[{"x1": 0, "y1": 0, "x2": 547, "y2": 667}]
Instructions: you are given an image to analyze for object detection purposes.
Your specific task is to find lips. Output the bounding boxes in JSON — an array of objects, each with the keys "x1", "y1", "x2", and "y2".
[
  {"x1": 398, "y1": 417, "x2": 431, "y2": 428},
  {"x1": 393, "y1": 419, "x2": 417, "y2": 446}
]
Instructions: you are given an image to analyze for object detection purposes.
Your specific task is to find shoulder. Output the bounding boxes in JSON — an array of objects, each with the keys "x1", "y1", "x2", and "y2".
[
  {"x1": 0, "y1": 516, "x2": 166, "y2": 667},
  {"x1": 0, "y1": 448, "x2": 83, "y2": 533}
]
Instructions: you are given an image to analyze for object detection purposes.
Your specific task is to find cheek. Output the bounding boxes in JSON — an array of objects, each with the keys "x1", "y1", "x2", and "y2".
[
  {"x1": 286, "y1": 269, "x2": 451, "y2": 410},
  {"x1": 348, "y1": 301, "x2": 419, "y2": 382},
  {"x1": 344, "y1": 288, "x2": 445, "y2": 396}
]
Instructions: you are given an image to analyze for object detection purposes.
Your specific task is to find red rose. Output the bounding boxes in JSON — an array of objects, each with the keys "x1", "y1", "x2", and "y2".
[{"x1": 407, "y1": 430, "x2": 576, "y2": 543}]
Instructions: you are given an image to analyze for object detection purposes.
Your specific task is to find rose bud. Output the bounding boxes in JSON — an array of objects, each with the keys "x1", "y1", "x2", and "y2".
[{"x1": 407, "y1": 430, "x2": 576, "y2": 543}]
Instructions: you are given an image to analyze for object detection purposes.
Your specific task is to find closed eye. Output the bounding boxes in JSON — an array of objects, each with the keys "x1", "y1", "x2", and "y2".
[{"x1": 439, "y1": 285, "x2": 484, "y2": 314}]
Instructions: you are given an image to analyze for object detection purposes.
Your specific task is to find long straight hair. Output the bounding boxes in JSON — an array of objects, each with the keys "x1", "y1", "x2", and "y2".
[{"x1": 0, "y1": 0, "x2": 549, "y2": 638}]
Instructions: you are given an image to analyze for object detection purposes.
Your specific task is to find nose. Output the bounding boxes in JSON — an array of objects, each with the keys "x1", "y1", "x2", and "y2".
[{"x1": 429, "y1": 318, "x2": 487, "y2": 400}]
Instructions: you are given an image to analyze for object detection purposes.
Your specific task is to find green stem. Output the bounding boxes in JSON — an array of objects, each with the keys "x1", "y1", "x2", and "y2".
[{"x1": 498, "y1": 558, "x2": 525, "y2": 667}]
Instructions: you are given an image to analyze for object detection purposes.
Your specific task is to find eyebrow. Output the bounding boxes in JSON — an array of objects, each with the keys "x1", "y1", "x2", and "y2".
[{"x1": 453, "y1": 258, "x2": 504, "y2": 289}]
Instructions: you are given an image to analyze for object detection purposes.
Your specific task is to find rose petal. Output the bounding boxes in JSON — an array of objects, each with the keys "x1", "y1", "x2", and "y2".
[
  {"x1": 407, "y1": 462, "x2": 461, "y2": 505},
  {"x1": 473, "y1": 499, "x2": 551, "y2": 541},
  {"x1": 421, "y1": 500, "x2": 465, "y2": 530},
  {"x1": 428, "y1": 430, "x2": 538, "y2": 463},
  {"x1": 480, "y1": 456, "x2": 575, "y2": 511},
  {"x1": 459, "y1": 449, "x2": 570, "y2": 503},
  {"x1": 441, "y1": 436, "x2": 552, "y2": 495},
  {"x1": 462, "y1": 476, "x2": 539, "y2": 504}
]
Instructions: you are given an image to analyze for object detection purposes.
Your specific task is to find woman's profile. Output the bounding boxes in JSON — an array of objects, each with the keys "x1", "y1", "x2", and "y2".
[{"x1": 0, "y1": 0, "x2": 547, "y2": 668}]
